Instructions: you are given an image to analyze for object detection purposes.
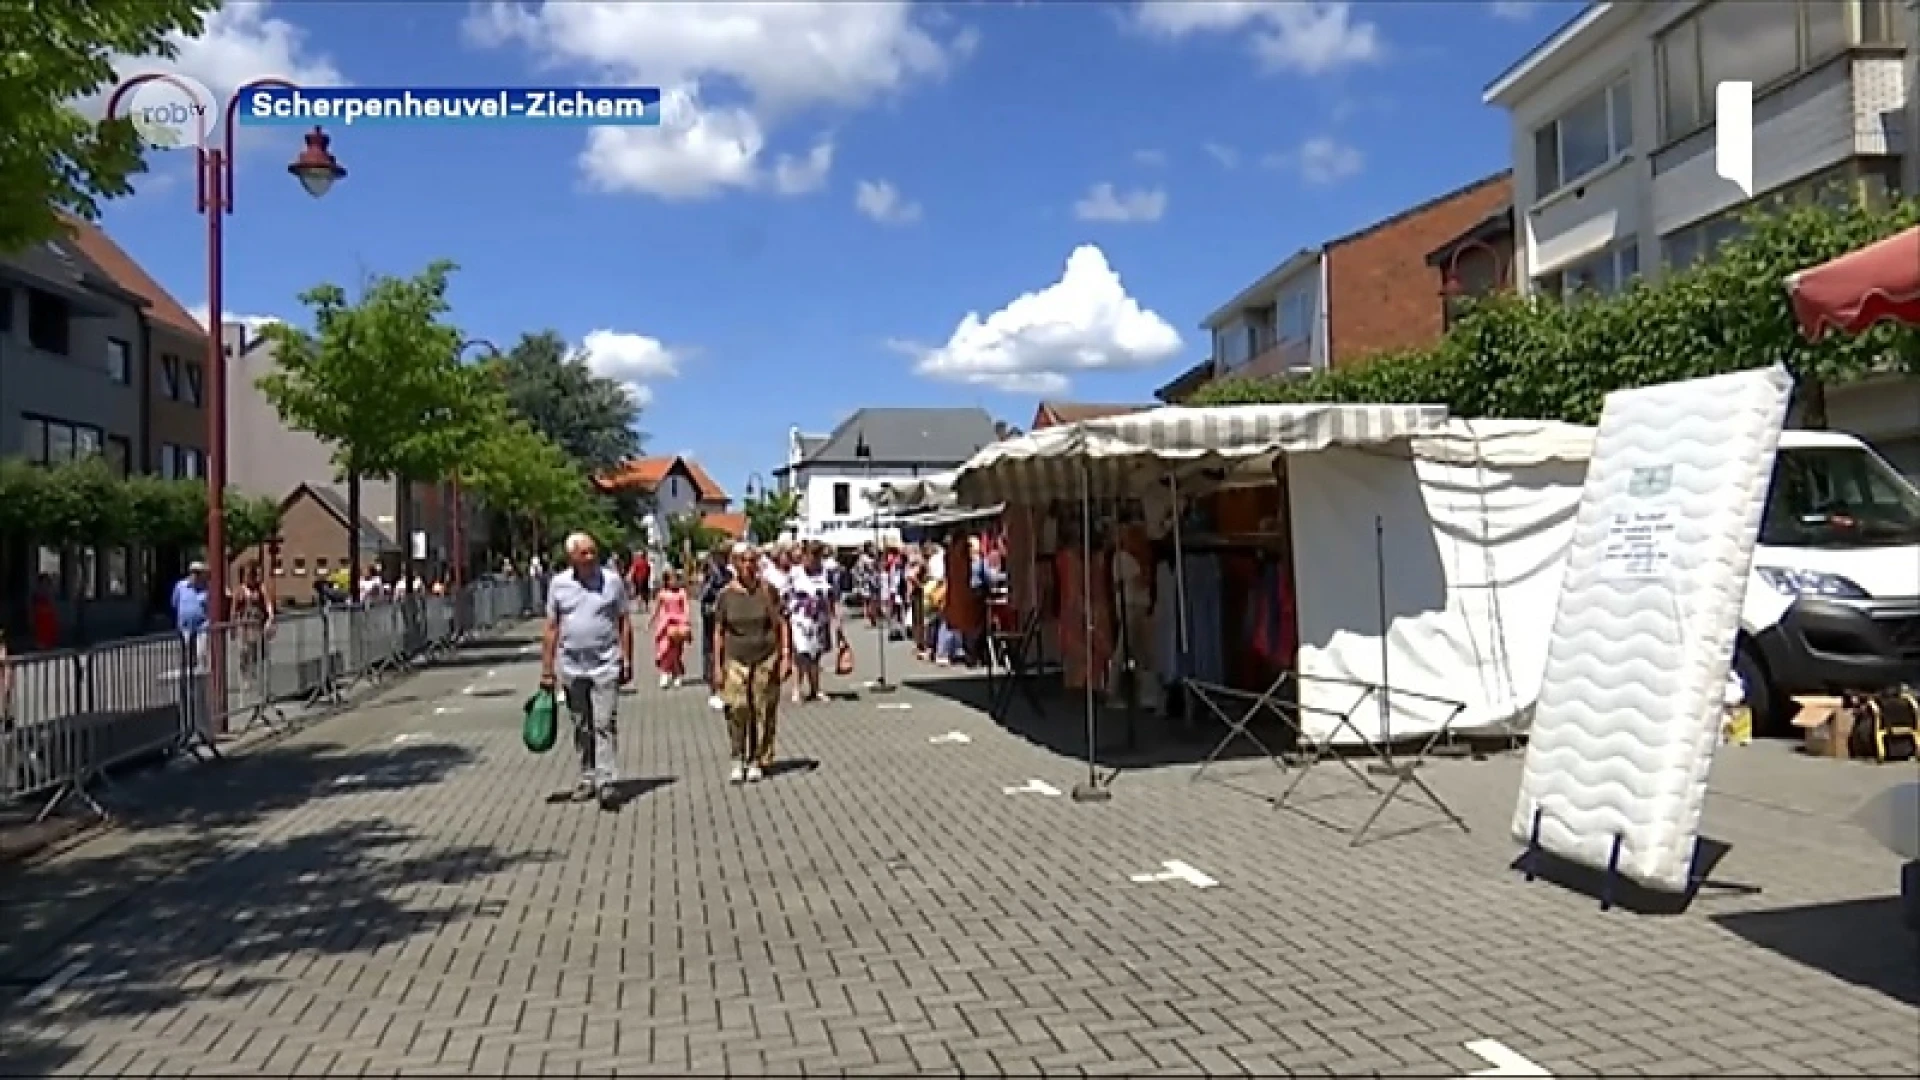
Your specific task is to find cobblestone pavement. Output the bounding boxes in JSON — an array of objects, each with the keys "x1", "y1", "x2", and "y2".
[{"x1": 0, "y1": 619, "x2": 1914, "y2": 1077}]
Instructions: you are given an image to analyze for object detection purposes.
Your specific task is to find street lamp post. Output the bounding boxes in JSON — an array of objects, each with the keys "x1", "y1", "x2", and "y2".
[
  {"x1": 452, "y1": 338, "x2": 504, "y2": 590},
  {"x1": 104, "y1": 75, "x2": 345, "y2": 735},
  {"x1": 744, "y1": 472, "x2": 765, "y2": 544},
  {"x1": 855, "y1": 434, "x2": 894, "y2": 694}
]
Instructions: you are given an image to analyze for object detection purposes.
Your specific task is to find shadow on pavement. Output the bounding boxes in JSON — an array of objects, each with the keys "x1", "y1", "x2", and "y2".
[
  {"x1": 1713, "y1": 897, "x2": 1920, "y2": 1007},
  {"x1": 1504, "y1": 838, "x2": 1743, "y2": 917},
  {"x1": 0, "y1": 815, "x2": 554, "y2": 1076},
  {"x1": 902, "y1": 671, "x2": 1291, "y2": 771}
]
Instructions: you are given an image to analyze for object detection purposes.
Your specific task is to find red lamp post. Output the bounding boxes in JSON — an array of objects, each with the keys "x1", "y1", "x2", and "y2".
[
  {"x1": 451, "y1": 338, "x2": 504, "y2": 590},
  {"x1": 104, "y1": 75, "x2": 344, "y2": 733},
  {"x1": 1439, "y1": 238, "x2": 1508, "y2": 325}
]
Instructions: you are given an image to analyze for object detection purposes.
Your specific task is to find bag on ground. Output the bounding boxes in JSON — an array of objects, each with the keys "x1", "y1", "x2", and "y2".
[
  {"x1": 523, "y1": 688, "x2": 558, "y2": 753},
  {"x1": 835, "y1": 639, "x2": 855, "y2": 677}
]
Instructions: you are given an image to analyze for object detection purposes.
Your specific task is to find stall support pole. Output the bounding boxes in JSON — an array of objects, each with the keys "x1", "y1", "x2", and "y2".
[
  {"x1": 1071, "y1": 461, "x2": 1111, "y2": 804},
  {"x1": 1367, "y1": 514, "x2": 1413, "y2": 777},
  {"x1": 867, "y1": 460, "x2": 895, "y2": 694}
]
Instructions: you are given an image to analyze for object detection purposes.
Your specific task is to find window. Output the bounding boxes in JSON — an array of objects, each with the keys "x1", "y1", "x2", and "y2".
[
  {"x1": 158, "y1": 443, "x2": 177, "y2": 478},
  {"x1": 104, "y1": 549, "x2": 130, "y2": 597},
  {"x1": 26, "y1": 289, "x2": 70, "y2": 355},
  {"x1": 1663, "y1": 214, "x2": 1749, "y2": 269},
  {"x1": 1276, "y1": 288, "x2": 1314, "y2": 343},
  {"x1": 181, "y1": 447, "x2": 203, "y2": 478},
  {"x1": 292, "y1": 557, "x2": 307, "y2": 576},
  {"x1": 1216, "y1": 319, "x2": 1255, "y2": 369},
  {"x1": 161, "y1": 355, "x2": 182, "y2": 400},
  {"x1": 105, "y1": 436, "x2": 131, "y2": 478},
  {"x1": 1861, "y1": 0, "x2": 1898, "y2": 44},
  {"x1": 78, "y1": 548, "x2": 100, "y2": 601},
  {"x1": 21, "y1": 418, "x2": 47, "y2": 462},
  {"x1": 832, "y1": 482, "x2": 852, "y2": 516},
  {"x1": 105, "y1": 338, "x2": 131, "y2": 384},
  {"x1": 22, "y1": 416, "x2": 104, "y2": 465},
  {"x1": 1761, "y1": 445, "x2": 1920, "y2": 548},
  {"x1": 0, "y1": 286, "x2": 11, "y2": 332},
  {"x1": 315, "y1": 557, "x2": 329, "y2": 576},
  {"x1": 184, "y1": 361, "x2": 204, "y2": 406},
  {"x1": 36, "y1": 546, "x2": 65, "y2": 599},
  {"x1": 1533, "y1": 79, "x2": 1632, "y2": 195},
  {"x1": 1544, "y1": 242, "x2": 1641, "y2": 299},
  {"x1": 1660, "y1": 0, "x2": 1857, "y2": 142}
]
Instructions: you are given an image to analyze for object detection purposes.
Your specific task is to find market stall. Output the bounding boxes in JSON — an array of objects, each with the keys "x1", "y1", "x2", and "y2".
[{"x1": 950, "y1": 402, "x2": 1600, "y2": 821}]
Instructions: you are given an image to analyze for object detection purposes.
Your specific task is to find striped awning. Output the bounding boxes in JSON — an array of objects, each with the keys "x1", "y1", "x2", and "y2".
[
  {"x1": 871, "y1": 471, "x2": 958, "y2": 512},
  {"x1": 952, "y1": 403, "x2": 1450, "y2": 506}
]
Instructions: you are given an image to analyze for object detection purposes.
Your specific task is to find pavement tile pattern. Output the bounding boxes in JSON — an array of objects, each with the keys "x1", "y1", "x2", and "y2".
[{"x1": 0, "y1": 618, "x2": 1914, "y2": 1076}]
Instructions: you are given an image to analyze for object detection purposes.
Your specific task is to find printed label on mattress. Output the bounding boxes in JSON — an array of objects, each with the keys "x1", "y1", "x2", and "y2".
[{"x1": 1600, "y1": 508, "x2": 1677, "y2": 579}]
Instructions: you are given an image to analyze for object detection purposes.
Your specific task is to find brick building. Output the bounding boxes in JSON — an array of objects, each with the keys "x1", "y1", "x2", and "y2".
[{"x1": 1158, "y1": 171, "x2": 1513, "y2": 401}]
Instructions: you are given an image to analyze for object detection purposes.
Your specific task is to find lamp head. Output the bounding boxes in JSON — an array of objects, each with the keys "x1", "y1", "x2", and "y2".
[{"x1": 288, "y1": 126, "x2": 346, "y2": 199}]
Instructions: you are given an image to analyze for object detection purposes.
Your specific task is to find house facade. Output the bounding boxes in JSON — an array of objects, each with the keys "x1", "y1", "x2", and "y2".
[
  {"x1": 777, "y1": 407, "x2": 1000, "y2": 549},
  {"x1": 1486, "y1": 0, "x2": 1920, "y2": 475},
  {"x1": 233, "y1": 483, "x2": 398, "y2": 605},
  {"x1": 597, "y1": 454, "x2": 730, "y2": 548},
  {"x1": 1160, "y1": 172, "x2": 1513, "y2": 401},
  {"x1": 1426, "y1": 203, "x2": 1519, "y2": 328}
]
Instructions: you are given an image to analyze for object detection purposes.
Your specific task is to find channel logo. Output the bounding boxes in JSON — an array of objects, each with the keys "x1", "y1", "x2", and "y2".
[
  {"x1": 1713, "y1": 81, "x2": 1754, "y2": 198},
  {"x1": 122, "y1": 72, "x2": 215, "y2": 151}
]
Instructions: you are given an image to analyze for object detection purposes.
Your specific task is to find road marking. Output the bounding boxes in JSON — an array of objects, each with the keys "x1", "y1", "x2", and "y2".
[
  {"x1": 877, "y1": 702, "x2": 913, "y2": 712},
  {"x1": 392, "y1": 732, "x2": 429, "y2": 745},
  {"x1": 331, "y1": 774, "x2": 366, "y2": 787},
  {"x1": 1002, "y1": 779, "x2": 1061, "y2": 797},
  {"x1": 21, "y1": 961, "x2": 88, "y2": 1007},
  {"x1": 461, "y1": 684, "x2": 480, "y2": 695},
  {"x1": 432, "y1": 705, "x2": 463, "y2": 716},
  {"x1": 520, "y1": 644, "x2": 538, "y2": 655},
  {"x1": 1461, "y1": 1040, "x2": 1550, "y2": 1078},
  {"x1": 1129, "y1": 860, "x2": 1218, "y2": 889},
  {"x1": 929, "y1": 731, "x2": 971, "y2": 745}
]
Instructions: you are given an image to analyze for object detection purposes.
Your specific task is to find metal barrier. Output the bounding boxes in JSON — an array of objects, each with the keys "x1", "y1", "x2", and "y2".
[{"x1": 0, "y1": 574, "x2": 545, "y2": 826}]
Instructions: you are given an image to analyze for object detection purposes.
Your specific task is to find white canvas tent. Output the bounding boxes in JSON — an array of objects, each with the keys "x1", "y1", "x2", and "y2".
[
  {"x1": 948, "y1": 403, "x2": 1595, "y2": 745},
  {"x1": 872, "y1": 471, "x2": 960, "y2": 513}
]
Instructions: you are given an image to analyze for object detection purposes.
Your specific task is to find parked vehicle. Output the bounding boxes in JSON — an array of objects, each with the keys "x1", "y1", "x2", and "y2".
[{"x1": 1736, "y1": 431, "x2": 1920, "y2": 734}]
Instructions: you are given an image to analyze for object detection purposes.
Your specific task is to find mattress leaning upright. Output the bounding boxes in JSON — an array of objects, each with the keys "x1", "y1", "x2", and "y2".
[{"x1": 1512, "y1": 366, "x2": 1794, "y2": 893}]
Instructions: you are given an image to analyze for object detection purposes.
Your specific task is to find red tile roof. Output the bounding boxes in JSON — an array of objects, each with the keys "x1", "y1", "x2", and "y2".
[
  {"x1": 597, "y1": 455, "x2": 729, "y2": 502},
  {"x1": 58, "y1": 214, "x2": 206, "y2": 341},
  {"x1": 702, "y1": 512, "x2": 746, "y2": 539}
]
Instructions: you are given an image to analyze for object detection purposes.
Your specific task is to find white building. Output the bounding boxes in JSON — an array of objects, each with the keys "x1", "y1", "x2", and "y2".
[
  {"x1": 775, "y1": 407, "x2": 1000, "y2": 549},
  {"x1": 1486, "y1": 0, "x2": 1920, "y2": 475}
]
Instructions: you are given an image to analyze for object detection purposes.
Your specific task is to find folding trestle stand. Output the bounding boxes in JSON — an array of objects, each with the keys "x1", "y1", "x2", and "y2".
[
  {"x1": 1524, "y1": 808, "x2": 1629, "y2": 912},
  {"x1": 1188, "y1": 670, "x2": 1297, "y2": 784}
]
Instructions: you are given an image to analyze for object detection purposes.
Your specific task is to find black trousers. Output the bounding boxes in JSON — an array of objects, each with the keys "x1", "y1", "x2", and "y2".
[{"x1": 699, "y1": 605, "x2": 716, "y2": 680}]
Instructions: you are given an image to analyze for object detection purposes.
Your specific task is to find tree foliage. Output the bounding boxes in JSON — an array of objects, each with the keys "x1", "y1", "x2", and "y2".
[
  {"x1": 1195, "y1": 196, "x2": 1920, "y2": 425},
  {"x1": 0, "y1": 457, "x2": 280, "y2": 555},
  {"x1": 0, "y1": 0, "x2": 217, "y2": 251},
  {"x1": 491, "y1": 330, "x2": 643, "y2": 475},
  {"x1": 743, "y1": 489, "x2": 800, "y2": 545},
  {"x1": 256, "y1": 260, "x2": 482, "y2": 483},
  {"x1": 665, "y1": 512, "x2": 728, "y2": 569}
]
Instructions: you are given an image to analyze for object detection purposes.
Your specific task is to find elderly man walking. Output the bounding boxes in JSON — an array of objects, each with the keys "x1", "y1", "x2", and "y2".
[{"x1": 540, "y1": 532, "x2": 634, "y2": 810}]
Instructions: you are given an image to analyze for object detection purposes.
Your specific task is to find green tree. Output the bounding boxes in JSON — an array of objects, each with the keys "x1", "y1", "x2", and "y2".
[
  {"x1": 463, "y1": 417, "x2": 609, "y2": 557},
  {"x1": 743, "y1": 488, "x2": 800, "y2": 545},
  {"x1": 1196, "y1": 195, "x2": 1920, "y2": 425},
  {"x1": 665, "y1": 512, "x2": 728, "y2": 571},
  {"x1": 0, "y1": 1, "x2": 217, "y2": 251},
  {"x1": 491, "y1": 330, "x2": 643, "y2": 475},
  {"x1": 256, "y1": 260, "x2": 473, "y2": 584}
]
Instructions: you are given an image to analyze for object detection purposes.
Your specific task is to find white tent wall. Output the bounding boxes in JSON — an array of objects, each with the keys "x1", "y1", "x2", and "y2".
[{"x1": 1288, "y1": 428, "x2": 1590, "y2": 746}]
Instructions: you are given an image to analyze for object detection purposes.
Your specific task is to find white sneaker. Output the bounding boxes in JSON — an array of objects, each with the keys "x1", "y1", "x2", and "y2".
[
  {"x1": 658, "y1": 673, "x2": 672, "y2": 689},
  {"x1": 745, "y1": 765, "x2": 764, "y2": 783},
  {"x1": 729, "y1": 763, "x2": 747, "y2": 784},
  {"x1": 671, "y1": 676, "x2": 684, "y2": 689}
]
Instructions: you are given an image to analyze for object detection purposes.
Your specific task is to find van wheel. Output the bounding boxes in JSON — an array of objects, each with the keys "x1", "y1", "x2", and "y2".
[{"x1": 1734, "y1": 643, "x2": 1789, "y2": 738}]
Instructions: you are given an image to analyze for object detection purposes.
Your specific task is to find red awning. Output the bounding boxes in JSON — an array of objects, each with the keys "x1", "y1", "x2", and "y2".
[{"x1": 1787, "y1": 226, "x2": 1920, "y2": 340}]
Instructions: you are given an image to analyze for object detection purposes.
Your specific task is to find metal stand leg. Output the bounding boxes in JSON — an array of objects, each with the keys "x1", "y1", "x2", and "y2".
[{"x1": 1188, "y1": 673, "x2": 1293, "y2": 784}]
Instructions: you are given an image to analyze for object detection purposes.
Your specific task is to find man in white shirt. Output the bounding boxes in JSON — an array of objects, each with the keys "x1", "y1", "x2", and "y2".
[{"x1": 358, "y1": 568, "x2": 386, "y2": 604}]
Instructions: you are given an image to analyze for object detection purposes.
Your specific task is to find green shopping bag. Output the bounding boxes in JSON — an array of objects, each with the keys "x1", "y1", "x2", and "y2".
[{"x1": 522, "y1": 688, "x2": 558, "y2": 754}]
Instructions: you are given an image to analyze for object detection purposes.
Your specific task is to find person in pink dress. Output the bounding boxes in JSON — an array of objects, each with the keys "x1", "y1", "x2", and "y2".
[{"x1": 650, "y1": 569, "x2": 693, "y2": 688}]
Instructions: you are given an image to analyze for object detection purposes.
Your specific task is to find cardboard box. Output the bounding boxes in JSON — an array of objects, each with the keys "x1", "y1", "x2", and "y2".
[{"x1": 1791, "y1": 696, "x2": 1855, "y2": 759}]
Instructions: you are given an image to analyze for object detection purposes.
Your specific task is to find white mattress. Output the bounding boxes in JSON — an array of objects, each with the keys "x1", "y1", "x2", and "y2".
[{"x1": 1511, "y1": 367, "x2": 1792, "y2": 892}]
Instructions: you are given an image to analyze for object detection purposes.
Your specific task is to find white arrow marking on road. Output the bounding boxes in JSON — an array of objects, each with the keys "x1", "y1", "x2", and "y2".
[
  {"x1": 1460, "y1": 1039, "x2": 1550, "y2": 1078},
  {"x1": 1129, "y1": 860, "x2": 1218, "y2": 889},
  {"x1": 1002, "y1": 779, "x2": 1061, "y2": 797},
  {"x1": 929, "y1": 731, "x2": 971, "y2": 745},
  {"x1": 392, "y1": 732, "x2": 430, "y2": 745}
]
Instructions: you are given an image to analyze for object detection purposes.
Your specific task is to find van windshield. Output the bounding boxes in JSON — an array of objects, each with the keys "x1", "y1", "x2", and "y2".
[{"x1": 1760, "y1": 445, "x2": 1920, "y2": 548}]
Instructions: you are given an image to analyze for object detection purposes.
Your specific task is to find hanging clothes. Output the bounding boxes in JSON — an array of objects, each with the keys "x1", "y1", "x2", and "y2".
[
  {"x1": 1154, "y1": 558, "x2": 1185, "y2": 686},
  {"x1": 1055, "y1": 548, "x2": 1111, "y2": 692},
  {"x1": 1245, "y1": 558, "x2": 1298, "y2": 670},
  {"x1": 1110, "y1": 538, "x2": 1158, "y2": 709},
  {"x1": 1160, "y1": 552, "x2": 1227, "y2": 687}
]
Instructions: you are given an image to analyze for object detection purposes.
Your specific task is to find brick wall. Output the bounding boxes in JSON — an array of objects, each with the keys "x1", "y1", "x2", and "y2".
[
  {"x1": 1325, "y1": 173, "x2": 1513, "y2": 368},
  {"x1": 232, "y1": 492, "x2": 351, "y2": 604}
]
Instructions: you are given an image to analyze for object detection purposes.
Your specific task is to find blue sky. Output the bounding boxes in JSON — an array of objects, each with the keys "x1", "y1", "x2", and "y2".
[{"x1": 98, "y1": 0, "x2": 1567, "y2": 498}]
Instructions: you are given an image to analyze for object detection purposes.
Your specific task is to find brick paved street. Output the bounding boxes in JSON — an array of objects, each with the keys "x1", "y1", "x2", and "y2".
[{"x1": 1, "y1": 621, "x2": 1914, "y2": 1076}]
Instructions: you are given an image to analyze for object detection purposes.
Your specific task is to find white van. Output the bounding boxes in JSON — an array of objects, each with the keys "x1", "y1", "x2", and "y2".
[{"x1": 1736, "y1": 430, "x2": 1920, "y2": 734}]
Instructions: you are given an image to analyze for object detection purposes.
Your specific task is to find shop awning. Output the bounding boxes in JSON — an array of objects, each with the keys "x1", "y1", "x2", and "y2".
[
  {"x1": 889, "y1": 504, "x2": 1005, "y2": 529},
  {"x1": 871, "y1": 471, "x2": 958, "y2": 512},
  {"x1": 952, "y1": 403, "x2": 1449, "y2": 506},
  {"x1": 1787, "y1": 226, "x2": 1920, "y2": 339}
]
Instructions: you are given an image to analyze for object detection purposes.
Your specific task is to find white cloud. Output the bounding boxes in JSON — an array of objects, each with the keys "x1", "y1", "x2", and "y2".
[
  {"x1": 1132, "y1": 148, "x2": 1168, "y2": 167},
  {"x1": 908, "y1": 245, "x2": 1183, "y2": 395},
  {"x1": 187, "y1": 303, "x2": 283, "y2": 333},
  {"x1": 574, "y1": 329, "x2": 682, "y2": 407},
  {"x1": 1489, "y1": 1, "x2": 1537, "y2": 20},
  {"x1": 1072, "y1": 183, "x2": 1167, "y2": 224},
  {"x1": 1134, "y1": 1, "x2": 1382, "y2": 76},
  {"x1": 1268, "y1": 136, "x2": 1364, "y2": 185},
  {"x1": 83, "y1": 2, "x2": 344, "y2": 150},
  {"x1": 1203, "y1": 141, "x2": 1240, "y2": 169},
  {"x1": 855, "y1": 180, "x2": 923, "y2": 225},
  {"x1": 467, "y1": 2, "x2": 974, "y2": 199}
]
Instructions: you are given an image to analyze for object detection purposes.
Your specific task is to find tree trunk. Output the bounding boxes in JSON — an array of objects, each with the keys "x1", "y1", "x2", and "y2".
[
  {"x1": 1792, "y1": 377, "x2": 1829, "y2": 430},
  {"x1": 347, "y1": 469, "x2": 363, "y2": 589},
  {"x1": 397, "y1": 473, "x2": 414, "y2": 587}
]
